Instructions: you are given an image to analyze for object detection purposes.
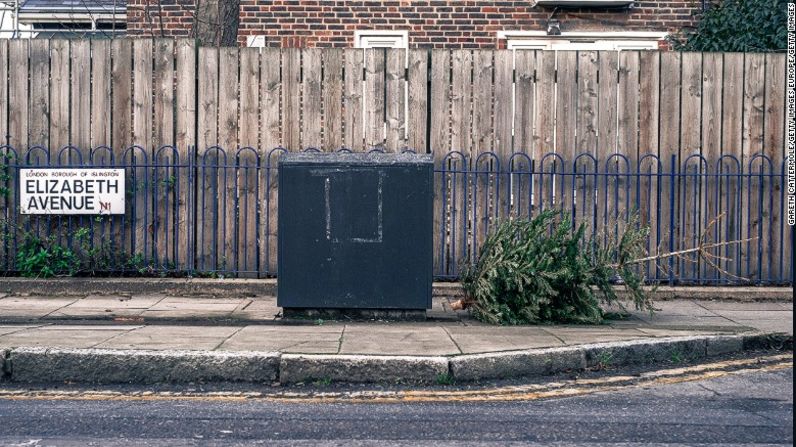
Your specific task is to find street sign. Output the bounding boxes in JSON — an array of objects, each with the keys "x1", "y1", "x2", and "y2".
[{"x1": 19, "y1": 168, "x2": 126, "y2": 215}]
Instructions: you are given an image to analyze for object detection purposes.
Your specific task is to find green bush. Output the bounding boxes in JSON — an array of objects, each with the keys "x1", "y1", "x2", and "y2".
[
  {"x1": 669, "y1": 0, "x2": 787, "y2": 52},
  {"x1": 16, "y1": 234, "x2": 80, "y2": 278},
  {"x1": 461, "y1": 210, "x2": 653, "y2": 325}
]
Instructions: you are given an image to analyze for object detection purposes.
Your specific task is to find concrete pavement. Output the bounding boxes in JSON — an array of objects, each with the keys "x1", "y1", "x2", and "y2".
[{"x1": 0, "y1": 291, "x2": 791, "y2": 384}]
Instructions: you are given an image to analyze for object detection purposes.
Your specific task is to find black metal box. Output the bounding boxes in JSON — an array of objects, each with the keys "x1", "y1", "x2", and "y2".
[{"x1": 277, "y1": 152, "x2": 434, "y2": 310}]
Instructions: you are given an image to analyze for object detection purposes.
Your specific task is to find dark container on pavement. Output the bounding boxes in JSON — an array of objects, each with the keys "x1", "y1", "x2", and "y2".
[{"x1": 277, "y1": 152, "x2": 434, "y2": 311}]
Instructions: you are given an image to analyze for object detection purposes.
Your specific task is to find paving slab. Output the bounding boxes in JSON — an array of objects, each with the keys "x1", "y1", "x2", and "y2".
[
  {"x1": 636, "y1": 328, "x2": 730, "y2": 337},
  {"x1": 542, "y1": 326, "x2": 655, "y2": 344},
  {"x1": 443, "y1": 326, "x2": 563, "y2": 354},
  {"x1": 230, "y1": 299, "x2": 281, "y2": 320},
  {"x1": 650, "y1": 300, "x2": 723, "y2": 317},
  {"x1": 697, "y1": 301, "x2": 792, "y2": 311},
  {"x1": 725, "y1": 319, "x2": 794, "y2": 334},
  {"x1": 0, "y1": 297, "x2": 78, "y2": 318},
  {"x1": 94, "y1": 325, "x2": 241, "y2": 350},
  {"x1": 0, "y1": 325, "x2": 46, "y2": 337},
  {"x1": 340, "y1": 324, "x2": 460, "y2": 355},
  {"x1": 218, "y1": 325, "x2": 343, "y2": 354},
  {"x1": 139, "y1": 297, "x2": 250, "y2": 319},
  {"x1": 48, "y1": 295, "x2": 164, "y2": 318},
  {"x1": 0, "y1": 325, "x2": 136, "y2": 349},
  {"x1": 709, "y1": 310, "x2": 793, "y2": 322},
  {"x1": 630, "y1": 313, "x2": 743, "y2": 329}
]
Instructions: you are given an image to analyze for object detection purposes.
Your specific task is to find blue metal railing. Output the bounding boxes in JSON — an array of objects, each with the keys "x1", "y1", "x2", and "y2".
[{"x1": 0, "y1": 145, "x2": 791, "y2": 285}]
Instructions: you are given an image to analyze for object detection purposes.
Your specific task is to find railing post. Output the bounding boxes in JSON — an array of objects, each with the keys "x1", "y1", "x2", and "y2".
[{"x1": 669, "y1": 154, "x2": 677, "y2": 286}]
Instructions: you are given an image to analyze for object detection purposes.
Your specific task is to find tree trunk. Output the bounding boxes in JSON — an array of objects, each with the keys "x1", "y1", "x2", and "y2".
[{"x1": 192, "y1": 0, "x2": 240, "y2": 46}]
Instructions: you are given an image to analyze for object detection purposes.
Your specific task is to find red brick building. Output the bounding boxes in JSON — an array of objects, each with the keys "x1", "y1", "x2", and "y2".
[{"x1": 126, "y1": 0, "x2": 704, "y2": 49}]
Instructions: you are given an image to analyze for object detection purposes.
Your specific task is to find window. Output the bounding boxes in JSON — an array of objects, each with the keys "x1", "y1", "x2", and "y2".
[
  {"x1": 354, "y1": 30, "x2": 408, "y2": 49},
  {"x1": 498, "y1": 31, "x2": 665, "y2": 51},
  {"x1": 246, "y1": 35, "x2": 266, "y2": 48}
]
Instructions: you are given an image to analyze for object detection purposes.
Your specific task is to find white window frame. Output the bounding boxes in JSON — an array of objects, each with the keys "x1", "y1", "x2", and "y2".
[
  {"x1": 497, "y1": 31, "x2": 666, "y2": 51},
  {"x1": 354, "y1": 30, "x2": 409, "y2": 49},
  {"x1": 246, "y1": 35, "x2": 267, "y2": 48}
]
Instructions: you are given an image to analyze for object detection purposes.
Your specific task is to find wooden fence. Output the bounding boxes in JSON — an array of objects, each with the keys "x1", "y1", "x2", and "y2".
[{"x1": 0, "y1": 38, "x2": 789, "y2": 283}]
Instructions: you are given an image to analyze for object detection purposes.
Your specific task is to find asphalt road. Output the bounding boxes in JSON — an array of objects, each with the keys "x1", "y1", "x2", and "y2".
[{"x1": 0, "y1": 368, "x2": 792, "y2": 446}]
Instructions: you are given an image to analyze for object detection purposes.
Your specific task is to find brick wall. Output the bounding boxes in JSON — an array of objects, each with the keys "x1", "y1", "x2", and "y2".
[{"x1": 126, "y1": 0, "x2": 704, "y2": 48}]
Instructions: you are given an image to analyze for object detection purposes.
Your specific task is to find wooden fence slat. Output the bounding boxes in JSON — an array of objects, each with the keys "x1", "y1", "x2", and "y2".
[
  {"x1": 0, "y1": 40, "x2": 6, "y2": 147},
  {"x1": 450, "y1": 49, "x2": 472, "y2": 156},
  {"x1": 68, "y1": 40, "x2": 90, "y2": 156},
  {"x1": 512, "y1": 50, "x2": 535, "y2": 221},
  {"x1": 110, "y1": 39, "x2": 132, "y2": 257},
  {"x1": 555, "y1": 51, "x2": 577, "y2": 214},
  {"x1": 283, "y1": 48, "x2": 301, "y2": 150},
  {"x1": 218, "y1": 47, "x2": 239, "y2": 151},
  {"x1": 534, "y1": 50, "x2": 555, "y2": 159},
  {"x1": 493, "y1": 50, "x2": 512, "y2": 158},
  {"x1": 50, "y1": 40, "x2": 70, "y2": 150},
  {"x1": 322, "y1": 49, "x2": 343, "y2": 151},
  {"x1": 493, "y1": 50, "x2": 512, "y2": 223},
  {"x1": 5, "y1": 40, "x2": 28, "y2": 271},
  {"x1": 701, "y1": 53, "x2": 722, "y2": 163},
  {"x1": 132, "y1": 42, "x2": 153, "y2": 148},
  {"x1": 679, "y1": 52, "x2": 703, "y2": 281},
  {"x1": 260, "y1": 48, "x2": 281, "y2": 276},
  {"x1": 302, "y1": 48, "x2": 322, "y2": 149},
  {"x1": 701, "y1": 53, "x2": 722, "y2": 280},
  {"x1": 238, "y1": 47, "x2": 260, "y2": 276},
  {"x1": 131, "y1": 39, "x2": 153, "y2": 262},
  {"x1": 763, "y1": 54, "x2": 785, "y2": 167},
  {"x1": 575, "y1": 50, "x2": 599, "y2": 235},
  {"x1": 0, "y1": 40, "x2": 7, "y2": 270},
  {"x1": 472, "y1": 49, "x2": 494, "y2": 258},
  {"x1": 763, "y1": 53, "x2": 787, "y2": 282},
  {"x1": 576, "y1": 50, "x2": 598, "y2": 155},
  {"x1": 343, "y1": 48, "x2": 364, "y2": 150},
  {"x1": 743, "y1": 54, "x2": 766, "y2": 158},
  {"x1": 617, "y1": 51, "x2": 639, "y2": 159},
  {"x1": 407, "y1": 49, "x2": 428, "y2": 153},
  {"x1": 175, "y1": 39, "x2": 197, "y2": 152},
  {"x1": 429, "y1": 49, "x2": 450, "y2": 277},
  {"x1": 152, "y1": 39, "x2": 175, "y2": 149},
  {"x1": 638, "y1": 51, "x2": 660, "y2": 156},
  {"x1": 514, "y1": 50, "x2": 535, "y2": 159},
  {"x1": 429, "y1": 49, "x2": 450, "y2": 156},
  {"x1": 658, "y1": 51, "x2": 681, "y2": 280},
  {"x1": 197, "y1": 46, "x2": 218, "y2": 271},
  {"x1": 680, "y1": 53, "x2": 702, "y2": 157},
  {"x1": 743, "y1": 53, "x2": 766, "y2": 281},
  {"x1": 385, "y1": 48, "x2": 406, "y2": 152},
  {"x1": 111, "y1": 40, "x2": 132, "y2": 153},
  {"x1": 218, "y1": 47, "x2": 239, "y2": 273},
  {"x1": 175, "y1": 38, "x2": 196, "y2": 271},
  {"x1": 239, "y1": 48, "x2": 260, "y2": 148},
  {"x1": 556, "y1": 51, "x2": 577, "y2": 161},
  {"x1": 152, "y1": 39, "x2": 176, "y2": 268},
  {"x1": 91, "y1": 40, "x2": 112, "y2": 147},
  {"x1": 364, "y1": 49, "x2": 385, "y2": 149},
  {"x1": 598, "y1": 51, "x2": 618, "y2": 159},
  {"x1": 261, "y1": 48, "x2": 281, "y2": 151},
  {"x1": 719, "y1": 53, "x2": 744, "y2": 280},
  {"x1": 28, "y1": 39, "x2": 49, "y2": 149},
  {"x1": 472, "y1": 50, "x2": 493, "y2": 155},
  {"x1": 659, "y1": 52, "x2": 682, "y2": 158},
  {"x1": 446, "y1": 49, "x2": 471, "y2": 271}
]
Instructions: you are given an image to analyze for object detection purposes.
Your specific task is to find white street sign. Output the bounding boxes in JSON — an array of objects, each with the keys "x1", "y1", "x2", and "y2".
[{"x1": 19, "y1": 168, "x2": 126, "y2": 215}]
